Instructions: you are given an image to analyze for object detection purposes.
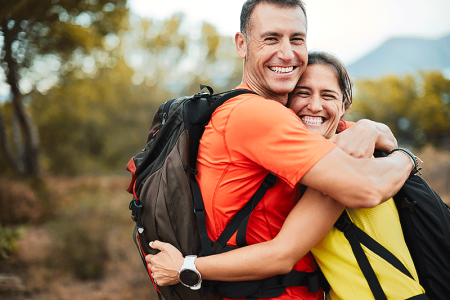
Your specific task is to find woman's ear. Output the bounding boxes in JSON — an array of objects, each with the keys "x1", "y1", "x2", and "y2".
[{"x1": 235, "y1": 32, "x2": 248, "y2": 59}]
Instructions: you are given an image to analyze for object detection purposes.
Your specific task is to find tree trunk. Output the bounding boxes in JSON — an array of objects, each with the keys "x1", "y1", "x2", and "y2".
[{"x1": 1, "y1": 18, "x2": 40, "y2": 177}]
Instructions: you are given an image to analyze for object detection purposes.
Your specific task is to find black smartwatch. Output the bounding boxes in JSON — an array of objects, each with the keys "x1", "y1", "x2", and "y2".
[{"x1": 178, "y1": 255, "x2": 202, "y2": 290}]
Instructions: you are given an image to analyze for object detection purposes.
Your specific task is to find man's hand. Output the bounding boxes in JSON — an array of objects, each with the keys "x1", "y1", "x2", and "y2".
[
  {"x1": 145, "y1": 241, "x2": 184, "y2": 286},
  {"x1": 330, "y1": 119, "x2": 397, "y2": 158}
]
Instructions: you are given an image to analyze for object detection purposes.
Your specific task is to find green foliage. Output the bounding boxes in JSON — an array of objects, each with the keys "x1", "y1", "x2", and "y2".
[
  {"x1": 30, "y1": 58, "x2": 165, "y2": 175},
  {"x1": 350, "y1": 71, "x2": 450, "y2": 149},
  {"x1": 27, "y1": 13, "x2": 242, "y2": 175},
  {"x1": 0, "y1": 225, "x2": 20, "y2": 260},
  {"x1": 1, "y1": 4, "x2": 243, "y2": 176},
  {"x1": 0, "y1": 0, "x2": 130, "y2": 177}
]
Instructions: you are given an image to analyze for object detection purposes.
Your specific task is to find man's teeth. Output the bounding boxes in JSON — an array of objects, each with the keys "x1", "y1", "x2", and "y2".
[
  {"x1": 269, "y1": 66, "x2": 294, "y2": 73},
  {"x1": 301, "y1": 116, "x2": 324, "y2": 125}
]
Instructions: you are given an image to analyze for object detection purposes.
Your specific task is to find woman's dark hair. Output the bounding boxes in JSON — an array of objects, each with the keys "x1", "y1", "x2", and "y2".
[
  {"x1": 240, "y1": 0, "x2": 307, "y2": 39},
  {"x1": 307, "y1": 51, "x2": 353, "y2": 111}
]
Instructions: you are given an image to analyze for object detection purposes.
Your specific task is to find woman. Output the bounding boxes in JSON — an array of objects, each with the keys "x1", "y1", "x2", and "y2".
[{"x1": 146, "y1": 52, "x2": 425, "y2": 299}]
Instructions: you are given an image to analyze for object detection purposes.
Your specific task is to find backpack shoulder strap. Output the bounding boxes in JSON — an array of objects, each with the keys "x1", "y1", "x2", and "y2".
[
  {"x1": 217, "y1": 172, "x2": 277, "y2": 248},
  {"x1": 189, "y1": 88, "x2": 258, "y2": 256},
  {"x1": 335, "y1": 211, "x2": 416, "y2": 300},
  {"x1": 335, "y1": 212, "x2": 388, "y2": 300}
]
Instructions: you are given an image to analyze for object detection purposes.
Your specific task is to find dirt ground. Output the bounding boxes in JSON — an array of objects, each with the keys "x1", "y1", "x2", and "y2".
[{"x1": 1, "y1": 175, "x2": 158, "y2": 300}]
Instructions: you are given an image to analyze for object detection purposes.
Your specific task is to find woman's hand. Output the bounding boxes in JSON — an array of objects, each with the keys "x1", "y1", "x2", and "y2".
[
  {"x1": 145, "y1": 240, "x2": 185, "y2": 286},
  {"x1": 331, "y1": 119, "x2": 397, "y2": 158}
]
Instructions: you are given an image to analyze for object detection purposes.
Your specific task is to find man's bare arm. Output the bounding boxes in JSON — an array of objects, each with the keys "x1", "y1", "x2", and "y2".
[
  {"x1": 146, "y1": 188, "x2": 344, "y2": 284},
  {"x1": 300, "y1": 147, "x2": 413, "y2": 208}
]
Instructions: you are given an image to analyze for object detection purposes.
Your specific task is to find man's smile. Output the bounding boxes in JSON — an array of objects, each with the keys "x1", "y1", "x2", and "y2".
[{"x1": 268, "y1": 66, "x2": 297, "y2": 74}]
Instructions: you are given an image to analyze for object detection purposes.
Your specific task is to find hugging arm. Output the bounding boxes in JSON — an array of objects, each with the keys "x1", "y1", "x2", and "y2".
[
  {"x1": 303, "y1": 120, "x2": 412, "y2": 209},
  {"x1": 146, "y1": 187, "x2": 344, "y2": 285},
  {"x1": 332, "y1": 119, "x2": 398, "y2": 158}
]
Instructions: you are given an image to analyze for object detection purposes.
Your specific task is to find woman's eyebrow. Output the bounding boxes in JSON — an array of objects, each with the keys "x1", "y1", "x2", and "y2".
[{"x1": 322, "y1": 89, "x2": 339, "y2": 95}]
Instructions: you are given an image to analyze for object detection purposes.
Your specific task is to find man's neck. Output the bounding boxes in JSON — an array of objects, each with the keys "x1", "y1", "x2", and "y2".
[{"x1": 241, "y1": 80, "x2": 289, "y2": 106}]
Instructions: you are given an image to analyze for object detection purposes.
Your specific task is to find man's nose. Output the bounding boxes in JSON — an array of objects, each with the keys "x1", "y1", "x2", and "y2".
[{"x1": 277, "y1": 39, "x2": 294, "y2": 61}]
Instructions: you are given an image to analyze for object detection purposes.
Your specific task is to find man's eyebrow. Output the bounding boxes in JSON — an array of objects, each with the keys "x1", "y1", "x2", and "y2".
[
  {"x1": 292, "y1": 32, "x2": 307, "y2": 38},
  {"x1": 260, "y1": 31, "x2": 306, "y2": 38},
  {"x1": 261, "y1": 31, "x2": 281, "y2": 38}
]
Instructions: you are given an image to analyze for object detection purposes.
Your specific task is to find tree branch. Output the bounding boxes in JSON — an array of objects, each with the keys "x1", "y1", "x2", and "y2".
[{"x1": 2, "y1": 18, "x2": 40, "y2": 176}]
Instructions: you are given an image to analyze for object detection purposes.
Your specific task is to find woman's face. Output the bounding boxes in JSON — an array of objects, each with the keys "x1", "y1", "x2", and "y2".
[{"x1": 289, "y1": 64, "x2": 345, "y2": 139}]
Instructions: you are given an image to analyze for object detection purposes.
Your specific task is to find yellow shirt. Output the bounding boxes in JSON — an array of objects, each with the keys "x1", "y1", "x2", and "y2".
[{"x1": 311, "y1": 198, "x2": 426, "y2": 300}]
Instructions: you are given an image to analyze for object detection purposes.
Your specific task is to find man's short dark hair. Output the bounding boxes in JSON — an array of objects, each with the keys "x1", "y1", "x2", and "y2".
[{"x1": 240, "y1": 0, "x2": 307, "y2": 39}]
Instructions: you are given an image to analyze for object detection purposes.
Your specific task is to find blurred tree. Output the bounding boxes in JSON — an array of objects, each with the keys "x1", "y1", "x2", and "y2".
[
  {"x1": 124, "y1": 14, "x2": 242, "y2": 96},
  {"x1": 0, "y1": 0, "x2": 128, "y2": 177},
  {"x1": 350, "y1": 71, "x2": 450, "y2": 149},
  {"x1": 0, "y1": 6, "x2": 243, "y2": 176},
  {"x1": 30, "y1": 56, "x2": 168, "y2": 175}
]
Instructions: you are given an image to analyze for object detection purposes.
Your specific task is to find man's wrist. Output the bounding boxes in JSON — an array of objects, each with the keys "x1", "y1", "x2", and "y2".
[
  {"x1": 178, "y1": 255, "x2": 202, "y2": 290},
  {"x1": 389, "y1": 147, "x2": 422, "y2": 175}
]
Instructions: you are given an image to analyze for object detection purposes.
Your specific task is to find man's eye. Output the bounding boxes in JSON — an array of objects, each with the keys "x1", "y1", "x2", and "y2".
[
  {"x1": 297, "y1": 92, "x2": 309, "y2": 97},
  {"x1": 292, "y1": 38, "x2": 305, "y2": 44}
]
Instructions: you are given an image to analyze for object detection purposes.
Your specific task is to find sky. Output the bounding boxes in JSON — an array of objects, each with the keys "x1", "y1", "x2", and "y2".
[{"x1": 127, "y1": 0, "x2": 450, "y2": 65}]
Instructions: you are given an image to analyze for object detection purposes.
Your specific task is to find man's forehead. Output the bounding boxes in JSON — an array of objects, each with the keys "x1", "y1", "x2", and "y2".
[{"x1": 248, "y1": 2, "x2": 307, "y2": 37}]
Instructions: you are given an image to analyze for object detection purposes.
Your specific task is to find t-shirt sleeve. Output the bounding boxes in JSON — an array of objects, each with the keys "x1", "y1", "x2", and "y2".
[
  {"x1": 224, "y1": 96, "x2": 336, "y2": 187},
  {"x1": 336, "y1": 120, "x2": 355, "y2": 133}
]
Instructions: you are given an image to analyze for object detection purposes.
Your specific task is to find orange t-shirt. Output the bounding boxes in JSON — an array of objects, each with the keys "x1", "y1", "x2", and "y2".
[{"x1": 196, "y1": 84, "x2": 336, "y2": 300}]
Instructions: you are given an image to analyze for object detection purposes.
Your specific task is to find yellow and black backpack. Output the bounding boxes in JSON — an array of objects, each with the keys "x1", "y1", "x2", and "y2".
[{"x1": 335, "y1": 149, "x2": 450, "y2": 300}]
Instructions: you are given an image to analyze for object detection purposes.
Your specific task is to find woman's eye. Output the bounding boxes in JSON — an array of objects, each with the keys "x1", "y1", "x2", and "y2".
[{"x1": 323, "y1": 94, "x2": 336, "y2": 99}]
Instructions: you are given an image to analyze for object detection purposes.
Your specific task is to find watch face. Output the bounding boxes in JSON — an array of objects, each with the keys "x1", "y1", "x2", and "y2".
[{"x1": 179, "y1": 269, "x2": 199, "y2": 286}]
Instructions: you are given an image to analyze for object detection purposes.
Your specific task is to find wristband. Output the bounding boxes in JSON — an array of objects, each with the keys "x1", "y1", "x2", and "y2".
[{"x1": 389, "y1": 147, "x2": 422, "y2": 175}]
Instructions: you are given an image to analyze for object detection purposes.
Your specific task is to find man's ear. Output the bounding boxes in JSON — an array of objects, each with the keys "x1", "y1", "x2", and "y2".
[{"x1": 235, "y1": 32, "x2": 247, "y2": 59}]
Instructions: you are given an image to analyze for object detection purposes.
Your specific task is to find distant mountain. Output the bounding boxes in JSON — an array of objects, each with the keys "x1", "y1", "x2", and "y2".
[{"x1": 347, "y1": 35, "x2": 450, "y2": 79}]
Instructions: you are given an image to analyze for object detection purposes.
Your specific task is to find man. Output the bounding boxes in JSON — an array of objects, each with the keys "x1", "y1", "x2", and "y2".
[{"x1": 147, "y1": 1, "x2": 415, "y2": 299}]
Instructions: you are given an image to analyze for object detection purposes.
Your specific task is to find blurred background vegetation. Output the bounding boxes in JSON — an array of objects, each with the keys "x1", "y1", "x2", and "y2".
[{"x1": 0, "y1": 0, "x2": 449, "y2": 299}]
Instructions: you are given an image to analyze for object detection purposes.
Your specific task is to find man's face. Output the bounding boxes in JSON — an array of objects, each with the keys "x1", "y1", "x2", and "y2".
[{"x1": 240, "y1": 3, "x2": 308, "y2": 104}]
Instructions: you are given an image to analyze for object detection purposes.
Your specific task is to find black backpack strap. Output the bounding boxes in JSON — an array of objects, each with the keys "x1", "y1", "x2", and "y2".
[
  {"x1": 406, "y1": 295, "x2": 429, "y2": 300},
  {"x1": 189, "y1": 88, "x2": 258, "y2": 256},
  {"x1": 216, "y1": 172, "x2": 277, "y2": 248},
  {"x1": 335, "y1": 212, "x2": 387, "y2": 300},
  {"x1": 336, "y1": 211, "x2": 420, "y2": 300},
  {"x1": 191, "y1": 177, "x2": 214, "y2": 256},
  {"x1": 188, "y1": 88, "x2": 257, "y2": 168},
  {"x1": 193, "y1": 89, "x2": 257, "y2": 126}
]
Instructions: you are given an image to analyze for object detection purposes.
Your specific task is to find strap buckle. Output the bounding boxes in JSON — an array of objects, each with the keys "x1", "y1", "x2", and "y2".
[
  {"x1": 335, "y1": 213, "x2": 352, "y2": 232},
  {"x1": 129, "y1": 198, "x2": 143, "y2": 223},
  {"x1": 401, "y1": 197, "x2": 417, "y2": 212},
  {"x1": 262, "y1": 172, "x2": 277, "y2": 189}
]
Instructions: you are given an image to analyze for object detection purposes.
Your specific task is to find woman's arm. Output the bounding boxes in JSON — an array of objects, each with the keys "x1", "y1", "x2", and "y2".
[
  {"x1": 146, "y1": 187, "x2": 344, "y2": 285},
  {"x1": 332, "y1": 119, "x2": 398, "y2": 158}
]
